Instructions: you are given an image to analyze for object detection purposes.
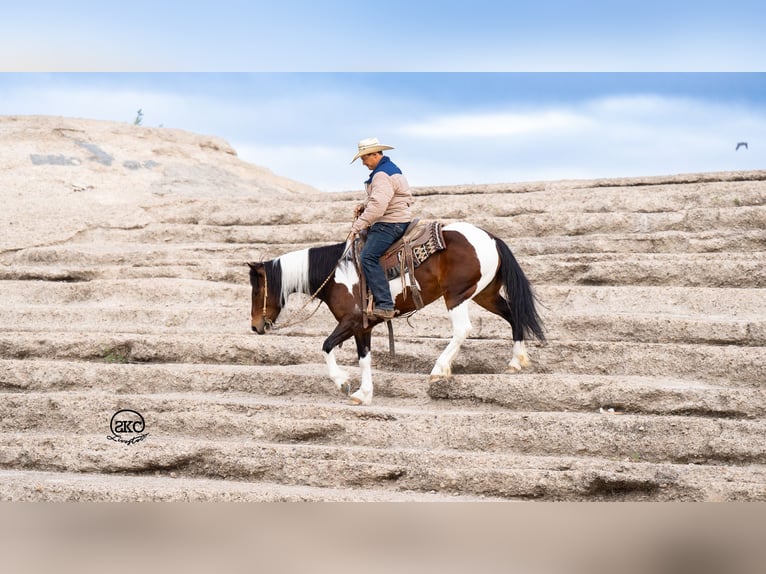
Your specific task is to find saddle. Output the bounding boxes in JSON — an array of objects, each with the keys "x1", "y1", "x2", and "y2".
[
  {"x1": 355, "y1": 219, "x2": 446, "y2": 319},
  {"x1": 380, "y1": 219, "x2": 445, "y2": 307}
]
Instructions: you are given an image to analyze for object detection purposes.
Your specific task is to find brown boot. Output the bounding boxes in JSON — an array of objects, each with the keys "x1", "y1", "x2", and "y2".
[{"x1": 371, "y1": 307, "x2": 396, "y2": 320}]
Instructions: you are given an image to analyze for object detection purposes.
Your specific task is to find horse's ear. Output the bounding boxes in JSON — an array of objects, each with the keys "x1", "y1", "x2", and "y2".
[{"x1": 247, "y1": 262, "x2": 257, "y2": 269}]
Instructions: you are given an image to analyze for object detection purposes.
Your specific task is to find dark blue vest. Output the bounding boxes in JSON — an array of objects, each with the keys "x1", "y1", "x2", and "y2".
[{"x1": 364, "y1": 156, "x2": 402, "y2": 185}]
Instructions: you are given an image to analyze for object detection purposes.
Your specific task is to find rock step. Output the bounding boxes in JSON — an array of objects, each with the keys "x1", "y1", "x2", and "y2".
[
  {"x1": 3, "y1": 280, "x2": 762, "y2": 343},
  {"x1": 466, "y1": 207, "x2": 766, "y2": 238},
  {"x1": 0, "y1": 278, "x2": 248, "y2": 305},
  {"x1": 1, "y1": 433, "x2": 765, "y2": 501},
  {"x1": 148, "y1": 180, "x2": 766, "y2": 225},
  {"x1": 4, "y1": 282, "x2": 764, "y2": 319},
  {"x1": 3, "y1": 360, "x2": 764, "y2": 418},
  {"x1": 0, "y1": 265, "x2": 247, "y2": 285},
  {"x1": 526, "y1": 252, "x2": 766, "y2": 287},
  {"x1": 2, "y1": 306, "x2": 763, "y2": 346},
  {"x1": 0, "y1": 306, "x2": 249, "y2": 335},
  {"x1": 3, "y1": 279, "x2": 763, "y2": 343},
  {"x1": 3, "y1": 390, "x2": 766, "y2": 465},
  {"x1": 53, "y1": 216, "x2": 766, "y2": 251},
  {"x1": 505, "y1": 230, "x2": 766, "y2": 256},
  {"x1": 4, "y1": 250, "x2": 766, "y2": 287},
  {"x1": 0, "y1": 469, "x2": 488, "y2": 502},
  {"x1": 282, "y1": 312, "x2": 766, "y2": 347},
  {"x1": 413, "y1": 178, "x2": 766, "y2": 209},
  {"x1": 0, "y1": 332, "x2": 763, "y2": 385},
  {"x1": 7, "y1": 226, "x2": 766, "y2": 266}
]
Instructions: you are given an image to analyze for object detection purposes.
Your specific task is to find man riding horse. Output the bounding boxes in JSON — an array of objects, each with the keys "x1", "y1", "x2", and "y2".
[
  {"x1": 349, "y1": 138, "x2": 414, "y2": 321},
  {"x1": 248, "y1": 137, "x2": 544, "y2": 405}
]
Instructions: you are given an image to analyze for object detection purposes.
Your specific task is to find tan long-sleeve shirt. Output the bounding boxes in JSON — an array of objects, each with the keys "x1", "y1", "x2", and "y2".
[{"x1": 351, "y1": 169, "x2": 413, "y2": 234}]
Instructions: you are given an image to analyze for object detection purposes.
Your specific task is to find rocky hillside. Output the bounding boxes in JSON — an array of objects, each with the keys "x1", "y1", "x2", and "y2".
[{"x1": 1, "y1": 116, "x2": 765, "y2": 500}]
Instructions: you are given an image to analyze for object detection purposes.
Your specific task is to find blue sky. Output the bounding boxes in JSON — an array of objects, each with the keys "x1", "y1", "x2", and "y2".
[
  {"x1": 1, "y1": 2, "x2": 764, "y2": 191},
  {"x1": 2, "y1": 1, "x2": 765, "y2": 71}
]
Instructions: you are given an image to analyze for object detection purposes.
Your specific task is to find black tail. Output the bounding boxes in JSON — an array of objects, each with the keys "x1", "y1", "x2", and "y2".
[{"x1": 496, "y1": 237, "x2": 545, "y2": 342}]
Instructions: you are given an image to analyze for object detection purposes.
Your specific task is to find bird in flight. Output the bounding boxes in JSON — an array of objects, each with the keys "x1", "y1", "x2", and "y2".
[{"x1": 736, "y1": 142, "x2": 748, "y2": 150}]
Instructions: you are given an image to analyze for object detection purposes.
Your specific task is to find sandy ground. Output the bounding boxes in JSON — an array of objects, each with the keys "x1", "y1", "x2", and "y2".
[{"x1": 1, "y1": 115, "x2": 765, "y2": 500}]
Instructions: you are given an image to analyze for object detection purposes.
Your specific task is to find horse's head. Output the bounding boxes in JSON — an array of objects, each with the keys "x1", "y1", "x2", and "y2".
[{"x1": 247, "y1": 261, "x2": 282, "y2": 334}]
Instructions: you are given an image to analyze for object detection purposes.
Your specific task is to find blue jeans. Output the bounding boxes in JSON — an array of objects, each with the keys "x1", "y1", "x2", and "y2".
[{"x1": 361, "y1": 221, "x2": 410, "y2": 310}]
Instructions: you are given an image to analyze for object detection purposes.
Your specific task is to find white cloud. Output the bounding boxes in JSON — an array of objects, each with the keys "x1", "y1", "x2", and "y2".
[
  {"x1": 401, "y1": 110, "x2": 593, "y2": 138},
  {"x1": 233, "y1": 143, "x2": 364, "y2": 193},
  {"x1": 391, "y1": 94, "x2": 766, "y2": 186}
]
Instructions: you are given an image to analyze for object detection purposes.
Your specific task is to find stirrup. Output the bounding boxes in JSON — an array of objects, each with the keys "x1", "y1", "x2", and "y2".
[{"x1": 370, "y1": 307, "x2": 397, "y2": 320}]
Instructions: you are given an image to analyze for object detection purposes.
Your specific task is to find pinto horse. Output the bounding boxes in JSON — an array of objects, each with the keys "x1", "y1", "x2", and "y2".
[{"x1": 248, "y1": 222, "x2": 544, "y2": 405}]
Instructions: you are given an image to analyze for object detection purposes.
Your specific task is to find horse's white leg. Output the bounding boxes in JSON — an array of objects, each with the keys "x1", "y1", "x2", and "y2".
[
  {"x1": 349, "y1": 351, "x2": 373, "y2": 406},
  {"x1": 508, "y1": 340, "x2": 530, "y2": 372},
  {"x1": 323, "y1": 350, "x2": 350, "y2": 393},
  {"x1": 429, "y1": 302, "x2": 472, "y2": 382}
]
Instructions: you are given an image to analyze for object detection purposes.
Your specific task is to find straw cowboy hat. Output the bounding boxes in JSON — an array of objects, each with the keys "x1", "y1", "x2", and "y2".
[{"x1": 351, "y1": 137, "x2": 394, "y2": 163}]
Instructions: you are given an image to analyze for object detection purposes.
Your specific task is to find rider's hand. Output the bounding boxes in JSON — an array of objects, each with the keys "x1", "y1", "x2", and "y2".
[{"x1": 353, "y1": 204, "x2": 364, "y2": 218}]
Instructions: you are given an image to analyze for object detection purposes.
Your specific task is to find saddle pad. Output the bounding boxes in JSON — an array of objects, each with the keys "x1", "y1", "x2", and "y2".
[{"x1": 381, "y1": 221, "x2": 445, "y2": 280}]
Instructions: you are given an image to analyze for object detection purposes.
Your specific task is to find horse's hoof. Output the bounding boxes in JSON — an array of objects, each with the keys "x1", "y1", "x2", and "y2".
[
  {"x1": 339, "y1": 382, "x2": 351, "y2": 396},
  {"x1": 348, "y1": 390, "x2": 372, "y2": 406},
  {"x1": 428, "y1": 374, "x2": 452, "y2": 383}
]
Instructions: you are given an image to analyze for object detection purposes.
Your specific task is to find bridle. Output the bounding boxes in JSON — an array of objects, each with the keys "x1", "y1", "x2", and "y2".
[{"x1": 260, "y1": 267, "x2": 273, "y2": 330}]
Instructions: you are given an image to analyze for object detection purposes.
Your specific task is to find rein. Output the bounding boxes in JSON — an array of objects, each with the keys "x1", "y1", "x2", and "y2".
[{"x1": 262, "y1": 233, "x2": 355, "y2": 331}]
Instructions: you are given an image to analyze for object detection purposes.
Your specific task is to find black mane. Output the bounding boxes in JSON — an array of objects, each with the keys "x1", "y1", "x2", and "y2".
[{"x1": 308, "y1": 242, "x2": 348, "y2": 293}]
